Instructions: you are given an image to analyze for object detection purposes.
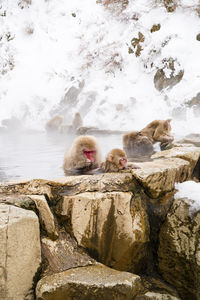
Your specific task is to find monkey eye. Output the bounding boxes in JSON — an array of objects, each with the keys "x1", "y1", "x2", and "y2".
[
  {"x1": 120, "y1": 158, "x2": 127, "y2": 162},
  {"x1": 83, "y1": 150, "x2": 95, "y2": 155}
]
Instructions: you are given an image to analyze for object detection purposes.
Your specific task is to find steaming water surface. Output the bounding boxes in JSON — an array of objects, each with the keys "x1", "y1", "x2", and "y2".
[{"x1": 0, "y1": 132, "x2": 122, "y2": 182}]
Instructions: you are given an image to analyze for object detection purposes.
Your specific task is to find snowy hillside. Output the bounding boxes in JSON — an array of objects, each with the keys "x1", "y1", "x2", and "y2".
[{"x1": 0, "y1": 0, "x2": 200, "y2": 136}]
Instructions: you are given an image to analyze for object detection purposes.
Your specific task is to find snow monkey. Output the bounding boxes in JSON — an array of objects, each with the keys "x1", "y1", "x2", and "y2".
[
  {"x1": 45, "y1": 115, "x2": 64, "y2": 132},
  {"x1": 123, "y1": 119, "x2": 174, "y2": 159},
  {"x1": 63, "y1": 135, "x2": 102, "y2": 175},
  {"x1": 72, "y1": 112, "x2": 83, "y2": 131},
  {"x1": 102, "y1": 148, "x2": 140, "y2": 172}
]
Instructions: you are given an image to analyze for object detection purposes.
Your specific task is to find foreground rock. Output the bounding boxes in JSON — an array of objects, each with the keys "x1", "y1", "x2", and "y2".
[
  {"x1": 158, "y1": 197, "x2": 200, "y2": 299},
  {"x1": 1, "y1": 146, "x2": 200, "y2": 299},
  {"x1": 0, "y1": 204, "x2": 41, "y2": 300},
  {"x1": 41, "y1": 231, "x2": 96, "y2": 276},
  {"x1": 36, "y1": 264, "x2": 142, "y2": 300},
  {"x1": 57, "y1": 191, "x2": 150, "y2": 273}
]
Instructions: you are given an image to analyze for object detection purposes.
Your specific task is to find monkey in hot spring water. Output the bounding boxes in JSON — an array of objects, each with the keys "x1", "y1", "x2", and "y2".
[{"x1": 63, "y1": 135, "x2": 102, "y2": 175}]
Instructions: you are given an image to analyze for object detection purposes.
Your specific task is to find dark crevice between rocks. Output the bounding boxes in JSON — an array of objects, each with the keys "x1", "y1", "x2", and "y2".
[
  {"x1": 140, "y1": 191, "x2": 176, "y2": 275},
  {"x1": 192, "y1": 156, "x2": 200, "y2": 182}
]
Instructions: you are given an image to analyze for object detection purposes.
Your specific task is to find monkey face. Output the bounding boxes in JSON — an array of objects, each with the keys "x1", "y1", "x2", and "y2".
[
  {"x1": 119, "y1": 157, "x2": 127, "y2": 168},
  {"x1": 83, "y1": 149, "x2": 95, "y2": 163}
]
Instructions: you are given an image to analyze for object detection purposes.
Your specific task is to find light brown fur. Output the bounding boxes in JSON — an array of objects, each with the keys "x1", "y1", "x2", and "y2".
[
  {"x1": 72, "y1": 112, "x2": 83, "y2": 131},
  {"x1": 102, "y1": 148, "x2": 140, "y2": 172},
  {"x1": 63, "y1": 135, "x2": 102, "y2": 175},
  {"x1": 45, "y1": 115, "x2": 64, "y2": 132},
  {"x1": 123, "y1": 119, "x2": 173, "y2": 158}
]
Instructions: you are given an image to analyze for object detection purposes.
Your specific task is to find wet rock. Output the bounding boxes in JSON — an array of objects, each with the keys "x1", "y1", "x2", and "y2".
[
  {"x1": 27, "y1": 195, "x2": 58, "y2": 239},
  {"x1": 152, "y1": 146, "x2": 200, "y2": 170},
  {"x1": 76, "y1": 126, "x2": 99, "y2": 135},
  {"x1": 0, "y1": 173, "x2": 138, "y2": 199},
  {"x1": 0, "y1": 194, "x2": 58, "y2": 239},
  {"x1": 76, "y1": 126, "x2": 127, "y2": 135},
  {"x1": 0, "y1": 204, "x2": 41, "y2": 300},
  {"x1": 154, "y1": 58, "x2": 184, "y2": 91},
  {"x1": 158, "y1": 197, "x2": 200, "y2": 299},
  {"x1": 150, "y1": 24, "x2": 161, "y2": 33},
  {"x1": 57, "y1": 191, "x2": 150, "y2": 273},
  {"x1": 133, "y1": 157, "x2": 191, "y2": 198},
  {"x1": 41, "y1": 231, "x2": 95, "y2": 276},
  {"x1": 36, "y1": 264, "x2": 142, "y2": 300}
]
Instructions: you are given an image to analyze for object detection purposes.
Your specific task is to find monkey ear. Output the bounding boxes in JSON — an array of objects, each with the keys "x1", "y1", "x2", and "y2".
[{"x1": 164, "y1": 119, "x2": 171, "y2": 130}]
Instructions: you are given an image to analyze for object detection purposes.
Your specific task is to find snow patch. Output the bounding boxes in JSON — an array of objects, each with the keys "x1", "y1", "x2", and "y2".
[{"x1": 175, "y1": 181, "x2": 200, "y2": 216}]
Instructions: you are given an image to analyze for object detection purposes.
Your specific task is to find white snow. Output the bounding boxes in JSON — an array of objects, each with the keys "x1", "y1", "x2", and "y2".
[
  {"x1": 175, "y1": 181, "x2": 200, "y2": 216},
  {"x1": 0, "y1": 0, "x2": 200, "y2": 134}
]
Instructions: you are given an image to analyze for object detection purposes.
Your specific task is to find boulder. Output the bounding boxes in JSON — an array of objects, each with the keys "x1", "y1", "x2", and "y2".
[
  {"x1": 36, "y1": 264, "x2": 142, "y2": 300},
  {"x1": 133, "y1": 157, "x2": 190, "y2": 198},
  {"x1": 27, "y1": 195, "x2": 58, "y2": 239},
  {"x1": 152, "y1": 146, "x2": 200, "y2": 169},
  {"x1": 0, "y1": 173, "x2": 137, "y2": 199},
  {"x1": 154, "y1": 58, "x2": 183, "y2": 91},
  {"x1": 41, "y1": 232, "x2": 96, "y2": 276},
  {"x1": 0, "y1": 204, "x2": 41, "y2": 299},
  {"x1": 158, "y1": 197, "x2": 200, "y2": 299},
  {"x1": 57, "y1": 191, "x2": 150, "y2": 273},
  {"x1": 136, "y1": 277, "x2": 180, "y2": 299}
]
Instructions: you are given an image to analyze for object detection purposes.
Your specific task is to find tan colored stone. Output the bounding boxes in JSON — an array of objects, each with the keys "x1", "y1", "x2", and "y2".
[
  {"x1": 132, "y1": 157, "x2": 190, "y2": 198},
  {"x1": 58, "y1": 191, "x2": 150, "y2": 272},
  {"x1": 36, "y1": 264, "x2": 142, "y2": 300},
  {"x1": 27, "y1": 195, "x2": 58, "y2": 239},
  {"x1": 0, "y1": 173, "x2": 137, "y2": 199},
  {"x1": 0, "y1": 204, "x2": 41, "y2": 299},
  {"x1": 152, "y1": 146, "x2": 200, "y2": 169},
  {"x1": 41, "y1": 232, "x2": 95, "y2": 276},
  {"x1": 158, "y1": 197, "x2": 200, "y2": 299}
]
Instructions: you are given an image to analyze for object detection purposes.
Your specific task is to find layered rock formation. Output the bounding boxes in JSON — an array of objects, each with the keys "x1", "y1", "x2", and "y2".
[{"x1": 0, "y1": 146, "x2": 200, "y2": 299}]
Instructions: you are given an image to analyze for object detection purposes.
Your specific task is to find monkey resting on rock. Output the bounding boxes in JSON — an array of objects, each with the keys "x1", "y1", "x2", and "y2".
[{"x1": 123, "y1": 119, "x2": 174, "y2": 159}]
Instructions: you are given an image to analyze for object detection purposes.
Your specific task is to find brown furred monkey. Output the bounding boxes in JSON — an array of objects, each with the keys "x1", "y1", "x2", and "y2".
[
  {"x1": 123, "y1": 119, "x2": 174, "y2": 159},
  {"x1": 63, "y1": 135, "x2": 102, "y2": 175},
  {"x1": 102, "y1": 148, "x2": 140, "y2": 172},
  {"x1": 45, "y1": 115, "x2": 64, "y2": 133},
  {"x1": 72, "y1": 112, "x2": 83, "y2": 131}
]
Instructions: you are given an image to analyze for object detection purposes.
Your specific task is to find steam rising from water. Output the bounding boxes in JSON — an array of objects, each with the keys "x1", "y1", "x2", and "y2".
[{"x1": 0, "y1": 0, "x2": 200, "y2": 180}]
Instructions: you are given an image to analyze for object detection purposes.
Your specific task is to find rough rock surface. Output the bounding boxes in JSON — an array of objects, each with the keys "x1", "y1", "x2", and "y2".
[
  {"x1": 154, "y1": 58, "x2": 183, "y2": 91},
  {"x1": 27, "y1": 195, "x2": 58, "y2": 239},
  {"x1": 0, "y1": 146, "x2": 200, "y2": 299},
  {"x1": 158, "y1": 197, "x2": 200, "y2": 299},
  {"x1": 36, "y1": 264, "x2": 142, "y2": 300},
  {"x1": 133, "y1": 157, "x2": 191, "y2": 198},
  {"x1": 0, "y1": 204, "x2": 41, "y2": 300},
  {"x1": 41, "y1": 231, "x2": 96, "y2": 276},
  {"x1": 57, "y1": 191, "x2": 150, "y2": 273}
]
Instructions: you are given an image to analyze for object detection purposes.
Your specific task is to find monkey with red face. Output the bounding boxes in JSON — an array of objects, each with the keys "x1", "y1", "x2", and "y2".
[
  {"x1": 63, "y1": 135, "x2": 102, "y2": 175},
  {"x1": 102, "y1": 148, "x2": 140, "y2": 172}
]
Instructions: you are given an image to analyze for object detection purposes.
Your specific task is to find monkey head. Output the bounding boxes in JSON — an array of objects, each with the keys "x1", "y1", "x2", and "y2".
[
  {"x1": 104, "y1": 148, "x2": 128, "y2": 172},
  {"x1": 63, "y1": 135, "x2": 102, "y2": 175},
  {"x1": 153, "y1": 119, "x2": 174, "y2": 144}
]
